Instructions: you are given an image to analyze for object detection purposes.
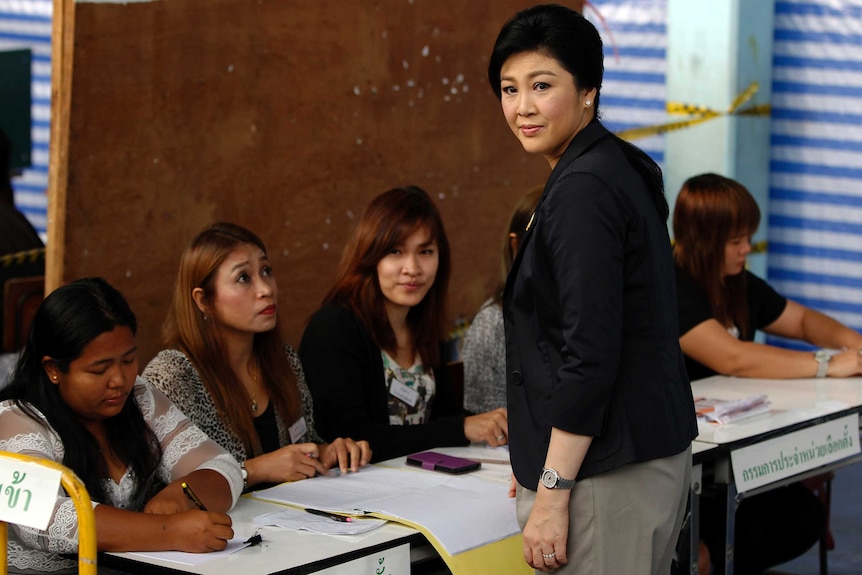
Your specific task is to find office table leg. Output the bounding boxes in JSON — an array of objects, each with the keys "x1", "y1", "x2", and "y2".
[{"x1": 688, "y1": 464, "x2": 702, "y2": 575}]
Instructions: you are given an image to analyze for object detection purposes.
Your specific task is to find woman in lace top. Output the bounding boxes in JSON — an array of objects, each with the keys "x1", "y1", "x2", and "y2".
[
  {"x1": 144, "y1": 223, "x2": 370, "y2": 490},
  {"x1": 0, "y1": 278, "x2": 241, "y2": 574},
  {"x1": 462, "y1": 186, "x2": 541, "y2": 414}
]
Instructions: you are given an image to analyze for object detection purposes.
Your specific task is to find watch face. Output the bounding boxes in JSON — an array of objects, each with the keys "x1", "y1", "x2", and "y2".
[
  {"x1": 541, "y1": 468, "x2": 557, "y2": 488},
  {"x1": 815, "y1": 350, "x2": 830, "y2": 362}
]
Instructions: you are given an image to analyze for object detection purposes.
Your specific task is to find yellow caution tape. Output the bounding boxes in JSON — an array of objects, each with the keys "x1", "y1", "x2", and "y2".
[
  {"x1": 0, "y1": 247, "x2": 45, "y2": 268},
  {"x1": 617, "y1": 82, "x2": 771, "y2": 141}
]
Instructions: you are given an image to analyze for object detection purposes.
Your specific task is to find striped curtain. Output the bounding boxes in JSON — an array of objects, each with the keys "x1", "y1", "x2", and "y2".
[
  {"x1": 770, "y1": 0, "x2": 862, "y2": 347},
  {"x1": 586, "y1": 0, "x2": 668, "y2": 167},
  {"x1": 0, "y1": 0, "x2": 51, "y2": 241}
]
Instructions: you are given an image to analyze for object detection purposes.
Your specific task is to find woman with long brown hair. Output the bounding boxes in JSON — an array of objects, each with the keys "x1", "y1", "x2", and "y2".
[
  {"x1": 143, "y1": 223, "x2": 370, "y2": 490},
  {"x1": 299, "y1": 186, "x2": 508, "y2": 462},
  {"x1": 674, "y1": 172, "x2": 862, "y2": 381}
]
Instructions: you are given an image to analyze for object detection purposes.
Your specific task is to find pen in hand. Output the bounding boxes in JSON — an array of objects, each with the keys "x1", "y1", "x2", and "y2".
[
  {"x1": 305, "y1": 507, "x2": 352, "y2": 522},
  {"x1": 181, "y1": 481, "x2": 208, "y2": 511}
]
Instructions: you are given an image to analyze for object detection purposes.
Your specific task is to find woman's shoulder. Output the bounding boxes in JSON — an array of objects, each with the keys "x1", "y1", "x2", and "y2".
[
  {"x1": 143, "y1": 349, "x2": 198, "y2": 378},
  {"x1": 308, "y1": 301, "x2": 359, "y2": 326}
]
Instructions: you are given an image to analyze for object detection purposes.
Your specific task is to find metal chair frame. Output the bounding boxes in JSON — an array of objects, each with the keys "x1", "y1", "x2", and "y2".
[{"x1": 0, "y1": 451, "x2": 97, "y2": 575}]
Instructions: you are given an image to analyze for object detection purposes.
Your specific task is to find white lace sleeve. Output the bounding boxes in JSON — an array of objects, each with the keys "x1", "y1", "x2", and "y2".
[
  {"x1": 133, "y1": 378, "x2": 243, "y2": 507},
  {"x1": 0, "y1": 401, "x2": 87, "y2": 572}
]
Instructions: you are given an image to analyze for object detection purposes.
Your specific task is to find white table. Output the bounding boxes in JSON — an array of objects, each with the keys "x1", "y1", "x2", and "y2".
[
  {"x1": 103, "y1": 445, "x2": 516, "y2": 575},
  {"x1": 689, "y1": 376, "x2": 862, "y2": 575},
  {"x1": 102, "y1": 495, "x2": 426, "y2": 574}
]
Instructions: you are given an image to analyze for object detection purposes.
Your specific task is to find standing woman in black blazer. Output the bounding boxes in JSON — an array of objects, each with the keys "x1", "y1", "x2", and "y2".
[{"x1": 488, "y1": 5, "x2": 697, "y2": 574}]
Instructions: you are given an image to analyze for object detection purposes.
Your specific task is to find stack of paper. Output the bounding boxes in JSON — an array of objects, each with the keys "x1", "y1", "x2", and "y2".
[
  {"x1": 695, "y1": 394, "x2": 770, "y2": 424},
  {"x1": 249, "y1": 465, "x2": 520, "y2": 555}
]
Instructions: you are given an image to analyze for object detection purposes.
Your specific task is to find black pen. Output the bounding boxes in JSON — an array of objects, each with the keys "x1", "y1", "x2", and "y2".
[
  {"x1": 305, "y1": 507, "x2": 352, "y2": 523},
  {"x1": 181, "y1": 481, "x2": 208, "y2": 511}
]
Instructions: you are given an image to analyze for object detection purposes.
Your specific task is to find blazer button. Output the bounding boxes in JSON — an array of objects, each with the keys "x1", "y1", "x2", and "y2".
[{"x1": 510, "y1": 371, "x2": 522, "y2": 386}]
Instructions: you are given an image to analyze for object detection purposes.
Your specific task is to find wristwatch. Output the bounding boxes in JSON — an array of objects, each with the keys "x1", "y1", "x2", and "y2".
[
  {"x1": 814, "y1": 350, "x2": 831, "y2": 379},
  {"x1": 240, "y1": 461, "x2": 249, "y2": 491},
  {"x1": 540, "y1": 467, "x2": 576, "y2": 490}
]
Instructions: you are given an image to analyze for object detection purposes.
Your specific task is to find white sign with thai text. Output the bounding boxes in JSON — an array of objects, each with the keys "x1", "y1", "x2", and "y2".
[
  {"x1": 0, "y1": 458, "x2": 63, "y2": 530},
  {"x1": 313, "y1": 542, "x2": 410, "y2": 575},
  {"x1": 731, "y1": 413, "x2": 860, "y2": 493}
]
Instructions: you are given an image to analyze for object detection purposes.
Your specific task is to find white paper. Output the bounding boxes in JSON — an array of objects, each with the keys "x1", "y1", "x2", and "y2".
[
  {"x1": 0, "y1": 459, "x2": 63, "y2": 531},
  {"x1": 124, "y1": 533, "x2": 255, "y2": 566},
  {"x1": 252, "y1": 506, "x2": 387, "y2": 535},
  {"x1": 250, "y1": 465, "x2": 520, "y2": 555}
]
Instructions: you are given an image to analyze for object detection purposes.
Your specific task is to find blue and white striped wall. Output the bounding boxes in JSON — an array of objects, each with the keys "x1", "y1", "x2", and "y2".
[
  {"x1": 587, "y1": 0, "x2": 668, "y2": 167},
  {"x1": 4, "y1": 0, "x2": 859, "y2": 344},
  {"x1": 0, "y1": 0, "x2": 51, "y2": 241},
  {"x1": 769, "y1": 0, "x2": 862, "y2": 345}
]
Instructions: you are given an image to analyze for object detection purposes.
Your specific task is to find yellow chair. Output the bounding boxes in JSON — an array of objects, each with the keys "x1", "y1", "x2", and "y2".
[{"x1": 0, "y1": 451, "x2": 97, "y2": 575}]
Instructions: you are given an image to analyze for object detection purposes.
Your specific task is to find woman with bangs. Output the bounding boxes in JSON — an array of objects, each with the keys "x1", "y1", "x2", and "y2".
[
  {"x1": 299, "y1": 186, "x2": 508, "y2": 462},
  {"x1": 674, "y1": 172, "x2": 862, "y2": 382},
  {"x1": 674, "y1": 173, "x2": 862, "y2": 575},
  {"x1": 144, "y1": 223, "x2": 370, "y2": 491}
]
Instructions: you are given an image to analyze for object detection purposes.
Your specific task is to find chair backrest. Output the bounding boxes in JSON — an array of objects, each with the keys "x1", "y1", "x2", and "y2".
[
  {"x1": 2, "y1": 275, "x2": 44, "y2": 353},
  {"x1": 0, "y1": 451, "x2": 97, "y2": 574}
]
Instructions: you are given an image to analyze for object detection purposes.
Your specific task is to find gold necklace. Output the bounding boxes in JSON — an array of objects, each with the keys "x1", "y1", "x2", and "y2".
[{"x1": 250, "y1": 361, "x2": 258, "y2": 413}]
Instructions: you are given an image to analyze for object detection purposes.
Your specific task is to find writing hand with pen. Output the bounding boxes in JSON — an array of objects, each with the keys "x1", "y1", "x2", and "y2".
[{"x1": 141, "y1": 470, "x2": 235, "y2": 553}]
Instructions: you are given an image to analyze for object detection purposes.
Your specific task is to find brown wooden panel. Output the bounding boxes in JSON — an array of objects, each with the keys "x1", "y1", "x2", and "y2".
[{"x1": 57, "y1": 0, "x2": 583, "y2": 363}]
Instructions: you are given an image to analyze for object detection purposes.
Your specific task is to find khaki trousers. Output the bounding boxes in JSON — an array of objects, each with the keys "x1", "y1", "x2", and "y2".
[{"x1": 516, "y1": 446, "x2": 691, "y2": 575}]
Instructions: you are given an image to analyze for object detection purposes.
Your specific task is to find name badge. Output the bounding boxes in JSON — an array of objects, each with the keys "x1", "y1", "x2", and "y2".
[
  {"x1": 389, "y1": 378, "x2": 420, "y2": 408},
  {"x1": 289, "y1": 416, "x2": 309, "y2": 444}
]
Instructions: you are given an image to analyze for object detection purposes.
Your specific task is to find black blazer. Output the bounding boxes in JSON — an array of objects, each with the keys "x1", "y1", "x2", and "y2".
[
  {"x1": 299, "y1": 303, "x2": 468, "y2": 462},
  {"x1": 504, "y1": 121, "x2": 697, "y2": 489}
]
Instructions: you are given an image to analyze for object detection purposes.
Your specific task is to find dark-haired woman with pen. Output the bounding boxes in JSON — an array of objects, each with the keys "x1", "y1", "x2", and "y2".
[{"x1": 0, "y1": 278, "x2": 241, "y2": 573}]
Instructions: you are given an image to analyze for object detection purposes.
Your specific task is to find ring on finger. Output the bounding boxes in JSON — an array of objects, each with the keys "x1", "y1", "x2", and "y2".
[
  {"x1": 496, "y1": 434, "x2": 506, "y2": 441},
  {"x1": 542, "y1": 552, "x2": 556, "y2": 559}
]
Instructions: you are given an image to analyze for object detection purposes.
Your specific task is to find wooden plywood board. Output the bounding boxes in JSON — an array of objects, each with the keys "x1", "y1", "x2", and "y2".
[{"x1": 53, "y1": 0, "x2": 584, "y2": 362}]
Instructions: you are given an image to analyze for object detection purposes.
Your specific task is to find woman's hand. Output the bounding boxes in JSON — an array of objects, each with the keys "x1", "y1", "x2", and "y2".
[
  {"x1": 246, "y1": 443, "x2": 327, "y2": 485},
  {"x1": 144, "y1": 482, "x2": 193, "y2": 515},
  {"x1": 523, "y1": 492, "x2": 570, "y2": 571},
  {"x1": 464, "y1": 408, "x2": 508, "y2": 446},
  {"x1": 319, "y1": 438, "x2": 372, "y2": 474},
  {"x1": 167, "y1": 510, "x2": 234, "y2": 553},
  {"x1": 508, "y1": 473, "x2": 517, "y2": 498},
  {"x1": 827, "y1": 348, "x2": 862, "y2": 378}
]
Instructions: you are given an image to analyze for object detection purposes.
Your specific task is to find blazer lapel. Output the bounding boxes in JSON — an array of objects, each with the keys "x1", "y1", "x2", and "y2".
[{"x1": 505, "y1": 120, "x2": 612, "y2": 294}]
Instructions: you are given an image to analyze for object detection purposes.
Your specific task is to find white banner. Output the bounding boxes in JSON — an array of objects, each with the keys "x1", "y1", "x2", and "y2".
[{"x1": 731, "y1": 413, "x2": 860, "y2": 493}]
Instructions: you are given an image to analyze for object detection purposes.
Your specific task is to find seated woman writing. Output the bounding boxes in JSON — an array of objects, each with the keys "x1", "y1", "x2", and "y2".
[
  {"x1": 0, "y1": 278, "x2": 241, "y2": 574},
  {"x1": 673, "y1": 173, "x2": 861, "y2": 574},
  {"x1": 299, "y1": 186, "x2": 508, "y2": 462},
  {"x1": 143, "y1": 223, "x2": 370, "y2": 491}
]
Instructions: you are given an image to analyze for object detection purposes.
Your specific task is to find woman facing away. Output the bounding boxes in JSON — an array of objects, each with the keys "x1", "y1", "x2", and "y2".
[
  {"x1": 299, "y1": 186, "x2": 509, "y2": 463},
  {"x1": 673, "y1": 172, "x2": 859, "y2": 574},
  {"x1": 143, "y1": 223, "x2": 370, "y2": 491},
  {"x1": 461, "y1": 186, "x2": 541, "y2": 414},
  {"x1": 674, "y1": 172, "x2": 862, "y2": 381},
  {"x1": 0, "y1": 277, "x2": 240, "y2": 574},
  {"x1": 488, "y1": 5, "x2": 697, "y2": 573}
]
